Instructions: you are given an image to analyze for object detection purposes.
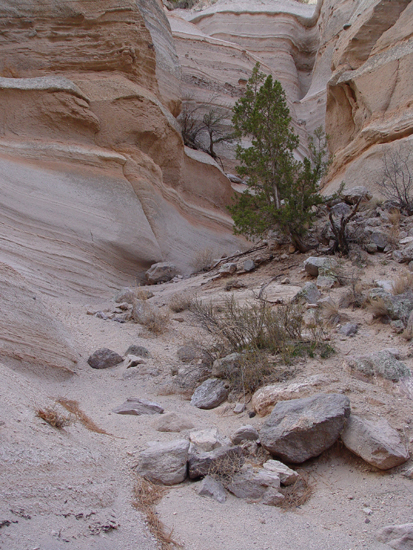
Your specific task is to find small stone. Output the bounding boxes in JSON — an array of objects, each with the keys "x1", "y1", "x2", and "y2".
[
  {"x1": 198, "y1": 476, "x2": 227, "y2": 503},
  {"x1": 281, "y1": 277, "x2": 290, "y2": 284},
  {"x1": 152, "y1": 412, "x2": 194, "y2": 433},
  {"x1": 87, "y1": 348, "x2": 123, "y2": 369},
  {"x1": 263, "y1": 460, "x2": 299, "y2": 486},
  {"x1": 293, "y1": 282, "x2": 321, "y2": 305},
  {"x1": 124, "y1": 355, "x2": 146, "y2": 369},
  {"x1": 95, "y1": 311, "x2": 109, "y2": 320},
  {"x1": 317, "y1": 275, "x2": 337, "y2": 289},
  {"x1": 365, "y1": 243, "x2": 378, "y2": 254},
  {"x1": 231, "y1": 425, "x2": 259, "y2": 445},
  {"x1": 233, "y1": 403, "x2": 246, "y2": 414},
  {"x1": 363, "y1": 508, "x2": 373, "y2": 515},
  {"x1": 304, "y1": 257, "x2": 336, "y2": 277},
  {"x1": 219, "y1": 263, "x2": 237, "y2": 276},
  {"x1": 391, "y1": 320, "x2": 405, "y2": 334},
  {"x1": 243, "y1": 259, "x2": 256, "y2": 272},
  {"x1": 338, "y1": 323, "x2": 358, "y2": 337},
  {"x1": 403, "y1": 466, "x2": 413, "y2": 479},
  {"x1": 112, "y1": 398, "x2": 164, "y2": 416},
  {"x1": 114, "y1": 287, "x2": 136, "y2": 304},
  {"x1": 189, "y1": 428, "x2": 221, "y2": 452},
  {"x1": 125, "y1": 345, "x2": 150, "y2": 358},
  {"x1": 190, "y1": 378, "x2": 229, "y2": 410}
]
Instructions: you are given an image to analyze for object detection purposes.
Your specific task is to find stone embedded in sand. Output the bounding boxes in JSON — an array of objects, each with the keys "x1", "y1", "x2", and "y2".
[
  {"x1": 219, "y1": 263, "x2": 237, "y2": 276},
  {"x1": 376, "y1": 523, "x2": 413, "y2": 549},
  {"x1": 341, "y1": 415, "x2": 409, "y2": 470},
  {"x1": 263, "y1": 460, "x2": 299, "y2": 486},
  {"x1": 136, "y1": 439, "x2": 189, "y2": 485},
  {"x1": 152, "y1": 412, "x2": 194, "y2": 433},
  {"x1": 87, "y1": 348, "x2": 123, "y2": 369},
  {"x1": 189, "y1": 428, "x2": 222, "y2": 453},
  {"x1": 190, "y1": 378, "x2": 229, "y2": 410},
  {"x1": 145, "y1": 262, "x2": 178, "y2": 284},
  {"x1": 231, "y1": 425, "x2": 259, "y2": 445},
  {"x1": 112, "y1": 398, "x2": 163, "y2": 416},
  {"x1": 346, "y1": 350, "x2": 411, "y2": 382},
  {"x1": 125, "y1": 345, "x2": 150, "y2": 358},
  {"x1": 338, "y1": 323, "x2": 358, "y2": 337},
  {"x1": 124, "y1": 355, "x2": 146, "y2": 369},
  {"x1": 198, "y1": 475, "x2": 227, "y2": 503},
  {"x1": 260, "y1": 393, "x2": 351, "y2": 463},
  {"x1": 243, "y1": 259, "x2": 256, "y2": 272}
]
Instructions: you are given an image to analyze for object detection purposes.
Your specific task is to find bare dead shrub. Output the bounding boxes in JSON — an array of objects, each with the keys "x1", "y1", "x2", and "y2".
[
  {"x1": 133, "y1": 476, "x2": 181, "y2": 549},
  {"x1": 392, "y1": 272, "x2": 413, "y2": 295},
  {"x1": 376, "y1": 147, "x2": 413, "y2": 215},
  {"x1": 279, "y1": 472, "x2": 313, "y2": 510},
  {"x1": 36, "y1": 407, "x2": 70, "y2": 429},
  {"x1": 132, "y1": 299, "x2": 169, "y2": 334},
  {"x1": 191, "y1": 247, "x2": 216, "y2": 273},
  {"x1": 168, "y1": 291, "x2": 195, "y2": 313},
  {"x1": 207, "y1": 452, "x2": 245, "y2": 489},
  {"x1": 57, "y1": 398, "x2": 110, "y2": 435}
]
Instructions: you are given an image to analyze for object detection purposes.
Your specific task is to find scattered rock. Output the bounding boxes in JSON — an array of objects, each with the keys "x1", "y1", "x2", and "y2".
[
  {"x1": 260, "y1": 393, "x2": 351, "y2": 463},
  {"x1": 219, "y1": 263, "x2": 237, "y2": 276},
  {"x1": 341, "y1": 415, "x2": 409, "y2": 470},
  {"x1": 191, "y1": 378, "x2": 229, "y2": 410},
  {"x1": 87, "y1": 348, "x2": 123, "y2": 369},
  {"x1": 177, "y1": 345, "x2": 199, "y2": 363},
  {"x1": 341, "y1": 186, "x2": 372, "y2": 205},
  {"x1": 231, "y1": 425, "x2": 259, "y2": 445},
  {"x1": 198, "y1": 475, "x2": 227, "y2": 503},
  {"x1": 173, "y1": 363, "x2": 211, "y2": 391},
  {"x1": 376, "y1": 280, "x2": 394, "y2": 293},
  {"x1": 112, "y1": 398, "x2": 164, "y2": 416},
  {"x1": 263, "y1": 460, "x2": 299, "y2": 486},
  {"x1": 346, "y1": 350, "x2": 411, "y2": 382},
  {"x1": 316, "y1": 275, "x2": 337, "y2": 289},
  {"x1": 376, "y1": 523, "x2": 413, "y2": 550},
  {"x1": 338, "y1": 323, "x2": 358, "y2": 337},
  {"x1": 124, "y1": 355, "x2": 146, "y2": 369},
  {"x1": 233, "y1": 402, "x2": 246, "y2": 414},
  {"x1": 188, "y1": 445, "x2": 244, "y2": 480},
  {"x1": 252, "y1": 375, "x2": 332, "y2": 417},
  {"x1": 145, "y1": 262, "x2": 178, "y2": 285},
  {"x1": 243, "y1": 259, "x2": 256, "y2": 272},
  {"x1": 152, "y1": 412, "x2": 194, "y2": 433},
  {"x1": 293, "y1": 282, "x2": 321, "y2": 305},
  {"x1": 304, "y1": 257, "x2": 335, "y2": 277},
  {"x1": 190, "y1": 428, "x2": 222, "y2": 452},
  {"x1": 226, "y1": 464, "x2": 284, "y2": 505},
  {"x1": 125, "y1": 345, "x2": 150, "y2": 358},
  {"x1": 330, "y1": 202, "x2": 351, "y2": 217},
  {"x1": 212, "y1": 353, "x2": 242, "y2": 378},
  {"x1": 136, "y1": 439, "x2": 190, "y2": 485},
  {"x1": 114, "y1": 287, "x2": 136, "y2": 304}
]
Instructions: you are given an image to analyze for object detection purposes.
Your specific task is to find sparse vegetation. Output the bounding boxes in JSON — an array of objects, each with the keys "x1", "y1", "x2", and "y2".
[
  {"x1": 191, "y1": 247, "x2": 216, "y2": 272},
  {"x1": 279, "y1": 473, "x2": 313, "y2": 510},
  {"x1": 168, "y1": 291, "x2": 195, "y2": 313},
  {"x1": 132, "y1": 299, "x2": 170, "y2": 334},
  {"x1": 57, "y1": 398, "x2": 111, "y2": 435},
  {"x1": 133, "y1": 476, "x2": 180, "y2": 549},
  {"x1": 392, "y1": 272, "x2": 413, "y2": 295},
  {"x1": 376, "y1": 147, "x2": 413, "y2": 215},
  {"x1": 36, "y1": 407, "x2": 70, "y2": 429},
  {"x1": 367, "y1": 296, "x2": 391, "y2": 323},
  {"x1": 328, "y1": 194, "x2": 363, "y2": 255}
]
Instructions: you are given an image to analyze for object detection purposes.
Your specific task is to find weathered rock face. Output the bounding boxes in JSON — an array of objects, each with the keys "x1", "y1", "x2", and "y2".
[{"x1": 0, "y1": 0, "x2": 245, "y2": 300}]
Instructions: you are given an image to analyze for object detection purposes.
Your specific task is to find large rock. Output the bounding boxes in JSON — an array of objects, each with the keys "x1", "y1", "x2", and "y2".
[
  {"x1": 145, "y1": 262, "x2": 178, "y2": 285},
  {"x1": 260, "y1": 393, "x2": 351, "y2": 463},
  {"x1": 87, "y1": 348, "x2": 123, "y2": 370},
  {"x1": 190, "y1": 378, "x2": 229, "y2": 410},
  {"x1": 341, "y1": 415, "x2": 409, "y2": 470},
  {"x1": 376, "y1": 523, "x2": 413, "y2": 550},
  {"x1": 263, "y1": 460, "x2": 299, "y2": 486},
  {"x1": 346, "y1": 350, "x2": 411, "y2": 382},
  {"x1": 198, "y1": 475, "x2": 227, "y2": 503},
  {"x1": 231, "y1": 425, "x2": 259, "y2": 445},
  {"x1": 369, "y1": 288, "x2": 413, "y2": 324},
  {"x1": 136, "y1": 440, "x2": 190, "y2": 485}
]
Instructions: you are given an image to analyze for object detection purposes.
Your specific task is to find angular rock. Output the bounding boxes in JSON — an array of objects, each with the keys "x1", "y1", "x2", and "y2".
[
  {"x1": 124, "y1": 355, "x2": 146, "y2": 369},
  {"x1": 152, "y1": 412, "x2": 194, "y2": 433},
  {"x1": 233, "y1": 402, "x2": 246, "y2": 414},
  {"x1": 263, "y1": 460, "x2": 299, "y2": 486},
  {"x1": 341, "y1": 186, "x2": 372, "y2": 205},
  {"x1": 188, "y1": 445, "x2": 244, "y2": 480},
  {"x1": 125, "y1": 345, "x2": 150, "y2": 358},
  {"x1": 177, "y1": 345, "x2": 199, "y2": 363},
  {"x1": 173, "y1": 364, "x2": 211, "y2": 391},
  {"x1": 145, "y1": 262, "x2": 178, "y2": 285},
  {"x1": 87, "y1": 348, "x2": 123, "y2": 369},
  {"x1": 376, "y1": 523, "x2": 413, "y2": 550},
  {"x1": 198, "y1": 475, "x2": 227, "y2": 503},
  {"x1": 243, "y1": 259, "x2": 256, "y2": 272},
  {"x1": 376, "y1": 280, "x2": 394, "y2": 293},
  {"x1": 219, "y1": 263, "x2": 237, "y2": 276},
  {"x1": 136, "y1": 439, "x2": 189, "y2": 485},
  {"x1": 260, "y1": 393, "x2": 351, "y2": 463},
  {"x1": 330, "y1": 202, "x2": 351, "y2": 217},
  {"x1": 293, "y1": 282, "x2": 321, "y2": 305},
  {"x1": 191, "y1": 378, "x2": 229, "y2": 410},
  {"x1": 341, "y1": 415, "x2": 409, "y2": 470},
  {"x1": 226, "y1": 465, "x2": 283, "y2": 505},
  {"x1": 369, "y1": 231, "x2": 389, "y2": 251},
  {"x1": 338, "y1": 323, "x2": 358, "y2": 337},
  {"x1": 394, "y1": 243, "x2": 413, "y2": 263},
  {"x1": 114, "y1": 287, "x2": 136, "y2": 304},
  {"x1": 189, "y1": 428, "x2": 221, "y2": 452},
  {"x1": 304, "y1": 257, "x2": 335, "y2": 277},
  {"x1": 346, "y1": 350, "x2": 411, "y2": 382},
  {"x1": 112, "y1": 398, "x2": 163, "y2": 416},
  {"x1": 231, "y1": 425, "x2": 259, "y2": 445},
  {"x1": 369, "y1": 288, "x2": 413, "y2": 324},
  {"x1": 212, "y1": 353, "x2": 242, "y2": 378},
  {"x1": 316, "y1": 275, "x2": 337, "y2": 289}
]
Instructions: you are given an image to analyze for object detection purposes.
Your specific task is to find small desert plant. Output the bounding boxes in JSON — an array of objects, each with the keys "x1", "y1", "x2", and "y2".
[
  {"x1": 168, "y1": 291, "x2": 194, "y2": 313},
  {"x1": 36, "y1": 407, "x2": 70, "y2": 429},
  {"x1": 376, "y1": 147, "x2": 413, "y2": 215},
  {"x1": 132, "y1": 299, "x2": 169, "y2": 334},
  {"x1": 136, "y1": 287, "x2": 154, "y2": 301},
  {"x1": 320, "y1": 300, "x2": 341, "y2": 327},
  {"x1": 392, "y1": 272, "x2": 413, "y2": 295},
  {"x1": 279, "y1": 472, "x2": 313, "y2": 510},
  {"x1": 191, "y1": 247, "x2": 216, "y2": 272},
  {"x1": 208, "y1": 452, "x2": 245, "y2": 489},
  {"x1": 133, "y1": 476, "x2": 180, "y2": 549},
  {"x1": 367, "y1": 296, "x2": 391, "y2": 323},
  {"x1": 57, "y1": 398, "x2": 110, "y2": 435}
]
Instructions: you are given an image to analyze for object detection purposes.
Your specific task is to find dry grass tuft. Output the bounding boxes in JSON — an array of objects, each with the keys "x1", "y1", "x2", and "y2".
[
  {"x1": 392, "y1": 272, "x2": 413, "y2": 295},
  {"x1": 367, "y1": 296, "x2": 391, "y2": 323},
  {"x1": 279, "y1": 472, "x2": 313, "y2": 510},
  {"x1": 168, "y1": 291, "x2": 195, "y2": 313},
  {"x1": 136, "y1": 288, "x2": 154, "y2": 301},
  {"x1": 208, "y1": 452, "x2": 245, "y2": 488},
  {"x1": 132, "y1": 299, "x2": 170, "y2": 334},
  {"x1": 36, "y1": 407, "x2": 70, "y2": 429},
  {"x1": 57, "y1": 398, "x2": 110, "y2": 435},
  {"x1": 191, "y1": 247, "x2": 216, "y2": 272},
  {"x1": 133, "y1": 476, "x2": 181, "y2": 549}
]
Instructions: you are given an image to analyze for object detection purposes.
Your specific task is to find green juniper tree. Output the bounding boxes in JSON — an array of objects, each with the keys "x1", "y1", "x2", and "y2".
[{"x1": 229, "y1": 64, "x2": 330, "y2": 252}]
